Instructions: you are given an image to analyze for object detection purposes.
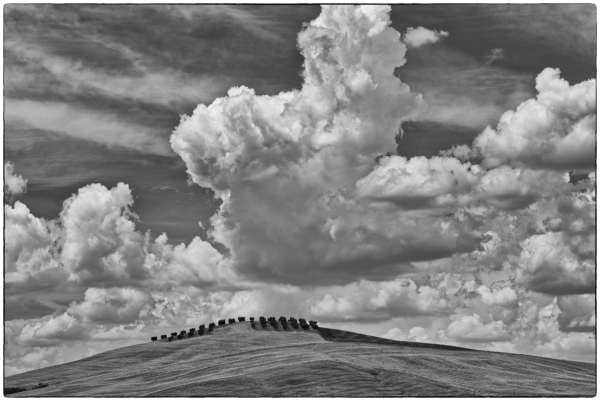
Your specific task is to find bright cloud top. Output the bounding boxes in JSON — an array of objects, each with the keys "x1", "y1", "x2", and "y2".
[
  {"x1": 448, "y1": 68, "x2": 596, "y2": 170},
  {"x1": 5, "y1": 162, "x2": 28, "y2": 198}
]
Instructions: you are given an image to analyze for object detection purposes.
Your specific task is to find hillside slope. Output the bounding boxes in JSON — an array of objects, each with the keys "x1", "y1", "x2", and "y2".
[{"x1": 4, "y1": 322, "x2": 596, "y2": 397}]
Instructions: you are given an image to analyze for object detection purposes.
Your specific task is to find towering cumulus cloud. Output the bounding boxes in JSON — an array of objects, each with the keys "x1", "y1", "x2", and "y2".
[
  {"x1": 4, "y1": 6, "x2": 596, "y2": 374},
  {"x1": 171, "y1": 5, "x2": 481, "y2": 285}
]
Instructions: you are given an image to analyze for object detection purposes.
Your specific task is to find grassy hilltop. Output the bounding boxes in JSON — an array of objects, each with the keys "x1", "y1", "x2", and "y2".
[{"x1": 4, "y1": 321, "x2": 596, "y2": 397}]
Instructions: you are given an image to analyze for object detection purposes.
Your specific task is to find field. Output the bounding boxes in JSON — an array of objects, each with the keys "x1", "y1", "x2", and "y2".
[{"x1": 4, "y1": 322, "x2": 596, "y2": 397}]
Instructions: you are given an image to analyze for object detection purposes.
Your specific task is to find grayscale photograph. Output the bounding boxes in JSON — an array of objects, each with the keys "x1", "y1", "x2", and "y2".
[{"x1": 3, "y1": 3, "x2": 596, "y2": 397}]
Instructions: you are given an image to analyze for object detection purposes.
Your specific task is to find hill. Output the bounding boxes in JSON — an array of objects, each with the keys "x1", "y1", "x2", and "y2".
[{"x1": 4, "y1": 321, "x2": 596, "y2": 397}]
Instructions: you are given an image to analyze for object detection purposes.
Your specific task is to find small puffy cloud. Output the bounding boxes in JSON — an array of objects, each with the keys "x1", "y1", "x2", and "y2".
[
  {"x1": 404, "y1": 26, "x2": 449, "y2": 48},
  {"x1": 476, "y1": 285, "x2": 518, "y2": 307},
  {"x1": 145, "y1": 234, "x2": 230, "y2": 289},
  {"x1": 484, "y1": 48, "x2": 504, "y2": 65},
  {"x1": 4, "y1": 161, "x2": 28, "y2": 199},
  {"x1": 383, "y1": 326, "x2": 433, "y2": 343},
  {"x1": 438, "y1": 313, "x2": 512, "y2": 343}
]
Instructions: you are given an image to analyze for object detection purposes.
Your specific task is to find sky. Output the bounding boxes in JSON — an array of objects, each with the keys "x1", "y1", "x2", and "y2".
[{"x1": 3, "y1": 4, "x2": 596, "y2": 375}]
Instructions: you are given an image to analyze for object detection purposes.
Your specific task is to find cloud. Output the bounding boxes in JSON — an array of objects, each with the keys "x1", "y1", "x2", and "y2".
[
  {"x1": 383, "y1": 326, "x2": 432, "y2": 343},
  {"x1": 17, "y1": 314, "x2": 90, "y2": 346},
  {"x1": 4, "y1": 38, "x2": 228, "y2": 111},
  {"x1": 145, "y1": 234, "x2": 231, "y2": 289},
  {"x1": 520, "y1": 5, "x2": 595, "y2": 58},
  {"x1": 5, "y1": 182, "x2": 230, "y2": 295},
  {"x1": 438, "y1": 313, "x2": 512, "y2": 343},
  {"x1": 56, "y1": 183, "x2": 148, "y2": 285},
  {"x1": 150, "y1": 186, "x2": 179, "y2": 193},
  {"x1": 5, "y1": 201, "x2": 62, "y2": 283},
  {"x1": 67, "y1": 287, "x2": 155, "y2": 324},
  {"x1": 513, "y1": 298, "x2": 595, "y2": 362},
  {"x1": 404, "y1": 26, "x2": 448, "y2": 48},
  {"x1": 356, "y1": 155, "x2": 576, "y2": 214},
  {"x1": 517, "y1": 231, "x2": 595, "y2": 296},
  {"x1": 373, "y1": 278, "x2": 593, "y2": 362},
  {"x1": 5, "y1": 100, "x2": 172, "y2": 155},
  {"x1": 556, "y1": 295, "x2": 595, "y2": 332},
  {"x1": 309, "y1": 279, "x2": 451, "y2": 322},
  {"x1": 355, "y1": 156, "x2": 479, "y2": 211},
  {"x1": 160, "y1": 5, "x2": 287, "y2": 44},
  {"x1": 484, "y1": 48, "x2": 504, "y2": 65},
  {"x1": 4, "y1": 161, "x2": 28, "y2": 198},
  {"x1": 476, "y1": 285, "x2": 518, "y2": 307},
  {"x1": 451, "y1": 68, "x2": 596, "y2": 170}
]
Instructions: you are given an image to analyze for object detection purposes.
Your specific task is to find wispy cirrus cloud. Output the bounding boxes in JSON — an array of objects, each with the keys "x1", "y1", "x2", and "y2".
[
  {"x1": 4, "y1": 38, "x2": 230, "y2": 110},
  {"x1": 6, "y1": 100, "x2": 171, "y2": 155}
]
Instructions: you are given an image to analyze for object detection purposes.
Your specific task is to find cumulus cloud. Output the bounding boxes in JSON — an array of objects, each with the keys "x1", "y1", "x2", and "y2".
[
  {"x1": 476, "y1": 285, "x2": 518, "y2": 307},
  {"x1": 439, "y1": 313, "x2": 512, "y2": 343},
  {"x1": 5, "y1": 181, "x2": 231, "y2": 303},
  {"x1": 509, "y1": 298, "x2": 595, "y2": 362},
  {"x1": 403, "y1": 26, "x2": 449, "y2": 48},
  {"x1": 57, "y1": 183, "x2": 149, "y2": 285},
  {"x1": 309, "y1": 278, "x2": 451, "y2": 322},
  {"x1": 5, "y1": 161, "x2": 28, "y2": 199},
  {"x1": 383, "y1": 326, "x2": 433, "y2": 343},
  {"x1": 5, "y1": 201, "x2": 61, "y2": 283},
  {"x1": 355, "y1": 156, "x2": 479, "y2": 211},
  {"x1": 449, "y1": 68, "x2": 596, "y2": 170},
  {"x1": 517, "y1": 231, "x2": 594, "y2": 296},
  {"x1": 68, "y1": 287, "x2": 155, "y2": 324}
]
